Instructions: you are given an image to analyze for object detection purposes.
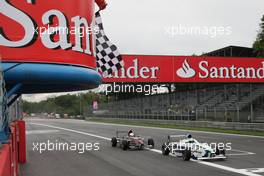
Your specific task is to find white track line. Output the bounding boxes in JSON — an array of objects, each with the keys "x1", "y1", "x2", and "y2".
[
  {"x1": 239, "y1": 168, "x2": 264, "y2": 173},
  {"x1": 29, "y1": 123, "x2": 111, "y2": 141},
  {"x1": 227, "y1": 153, "x2": 255, "y2": 156},
  {"x1": 194, "y1": 161, "x2": 261, "y2": 176},
  {"x1": 231, "y1": 149, "x2": 255, "y2": 155},
  {"x1": 29, "y1": 122, "x2": 261, "y2": 176},
  {"x1": 28, "y1": 119, "x2": 264, "y2": 139},
  {"x1": 228, "y1": 149, "x2": 255, "y2": 156},
  {"x1": 26, "y1": 130, "x2": 60, "y2": 135}
]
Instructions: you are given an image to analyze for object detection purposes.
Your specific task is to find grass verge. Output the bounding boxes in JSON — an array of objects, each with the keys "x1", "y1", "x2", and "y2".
[{"x1": 88, "y1": 118, "x2": 264, "y2": 137}]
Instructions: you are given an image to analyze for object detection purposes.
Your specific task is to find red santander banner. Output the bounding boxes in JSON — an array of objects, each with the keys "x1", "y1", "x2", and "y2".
[
  {"x1": 103, "y1": 55, "x2": 264, "y2": 83},
  {"x1": 0, "y1": 0, "x2": 96, "y2": 68}
]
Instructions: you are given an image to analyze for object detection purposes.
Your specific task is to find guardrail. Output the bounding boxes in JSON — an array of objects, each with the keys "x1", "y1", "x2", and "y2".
[
  {"x1": 0, "y1": 120, "x2": 26, "y2": 176},
  {"x1": 0, "y1": 144, "x2": 11, "y2": 176},
  {"x1": 88, "y1": 118, "x2": 264, "y2": 132}
]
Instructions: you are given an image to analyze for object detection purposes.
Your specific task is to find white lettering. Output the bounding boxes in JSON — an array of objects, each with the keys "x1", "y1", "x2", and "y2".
[
  {"x1": 1, "y1": 1, "x2": 92, "y2": 55},
  {"x1": 103, "y1": 59, "x2": 160, "y2": 80},
  {"x1": 199, "y1": 61, "x2": 209, "y2": 78},
  {"x1": 41, "y1": 10, "x2": 72, "y2": 50},
  {"x1": 198, "y1": 61, "x2": 264, "y2": 79},
  {"x1": 0, "y1": 0, "x2": 35, "y2": 47},
  {"x1": 71, "y1": 16, "x2": 91, "y2": 54}
]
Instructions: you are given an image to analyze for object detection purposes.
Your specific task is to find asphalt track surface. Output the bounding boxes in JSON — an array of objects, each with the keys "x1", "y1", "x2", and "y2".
[{"x1": 21, "y1": 118, "x2": 264, "y2": 176}]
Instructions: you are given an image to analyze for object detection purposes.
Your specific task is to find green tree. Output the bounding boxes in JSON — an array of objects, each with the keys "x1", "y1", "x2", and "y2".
[
  {"x1": 253, "y1": 15, "x2": 264, "y2": 57},
  {"x1": 22, "y1": 92, "x2": 110, "y2": 117}
]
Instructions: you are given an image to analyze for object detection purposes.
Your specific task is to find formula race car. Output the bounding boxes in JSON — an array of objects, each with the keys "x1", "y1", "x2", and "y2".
[
  {"x1": 111, "y1": 130, "x2": 155, "y2": 150},
  {"x1": 161, "y1": 134, "x2": 226, "y2": 161}
]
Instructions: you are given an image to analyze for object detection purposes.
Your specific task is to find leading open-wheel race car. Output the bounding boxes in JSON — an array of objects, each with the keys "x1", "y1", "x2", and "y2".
[
  {"x1": 111, "y1": 130, "x2": 155, "y2": 150},
  {"x1": 161, "y1": 134, "x2": 227, "y2": 161}
]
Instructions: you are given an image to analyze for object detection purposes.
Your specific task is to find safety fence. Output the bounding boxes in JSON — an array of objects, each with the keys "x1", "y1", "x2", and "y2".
[
  {"x1": 8, "y1": 98, "x2": 23, "y2": 123},
  {"x1": 86, "y1": 84, "x2": 264, "y2": 123},
  {"x1": 0, "y1": 65, "x2": 4, "y2": 133}
]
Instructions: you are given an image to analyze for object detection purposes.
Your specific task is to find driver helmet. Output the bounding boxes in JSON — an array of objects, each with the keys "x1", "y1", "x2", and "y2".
[
  {"x1": 129, "y1": 133, "x2": 135, "y2": 137},
  {"x1": 187, "y1": 134, "x2": 192, "y2": 139},
  {"x1": 128, "y1": 129, "x2": 134, "y2": 136}
]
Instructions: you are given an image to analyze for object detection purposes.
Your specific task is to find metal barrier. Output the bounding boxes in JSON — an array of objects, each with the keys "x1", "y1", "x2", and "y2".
[
  {"x1": 0, "y1": 120, "x2": 26, "y2": 176},
  {"x1": 1, "y1": 59, "x2": 22, "y2": 143},
  {"x1": 0, "y1": 63, "x2": 8, "y2": 141},
  {"x1": 0, "y1": 67, "x2": 26, "y2": 175}
]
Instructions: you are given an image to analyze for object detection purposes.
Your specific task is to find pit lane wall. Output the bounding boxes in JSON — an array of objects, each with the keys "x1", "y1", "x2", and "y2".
[{"x1": 0, "y1": 120, "x2": 26, "y2": 176}]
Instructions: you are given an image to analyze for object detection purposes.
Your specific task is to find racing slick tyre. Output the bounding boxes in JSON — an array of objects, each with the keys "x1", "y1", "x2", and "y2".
[
  {"x1": 221, "y1": 149, "x2": 226, "y2": 156},
  {"x1": 121, "y1": 140, "x2": 128, "y2": 151},
  {"x1": 182, "y1": 149, "x2": 191, "y2": 161},
  {"x1": 111, "y1": 137, "x2": 117, "y2": 147},
  {"x1": 162, "y1": 143, "x2": 170, "y2": 156},
  {"x1": 216, "y1": 147, "x2": 226, "y2": 156},
  {"x1": 139, "y1": 144, "x2": 144, "y2": 150},
  {"x1": 216, "y1": 147, "x2": 220, "y2": 155},
  {"x1": 148, "y1": 138, "x2": 155, "y2": 148}
]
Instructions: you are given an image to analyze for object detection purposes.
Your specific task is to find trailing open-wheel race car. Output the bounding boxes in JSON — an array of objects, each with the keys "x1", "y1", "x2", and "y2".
[{"x1": 111, "y1": 130, "x2": 154, "y2": 150}]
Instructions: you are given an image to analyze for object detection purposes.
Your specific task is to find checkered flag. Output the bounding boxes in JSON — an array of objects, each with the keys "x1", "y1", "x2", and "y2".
[{"x1": 95, "y1": 11, "x2": 124, "y2": 76}]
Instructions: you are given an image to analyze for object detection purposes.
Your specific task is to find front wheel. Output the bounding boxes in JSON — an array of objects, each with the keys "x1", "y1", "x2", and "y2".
[
  {"x1": 148, "y1": 138, "x2": 155, "y2": 148},
  {"x1": 221, "y1": 149, "x2": 226, "y2": 156},
  {"x1": 121, "y1": 140, "x2": 128, "y2": 151},
  {"x1": 162, "y1": 143, "x2": 170, "y2": 155},
  {"x1": 216, "y1": 147, "x2": 226, "y2": 156},
  {"x1": 111, "y1": 137, "x2": 117, "y2": 147},
  {"x1": 182, "y1": 149, "x2": 191, "y2": 161},
  {"x1": 139, "y1": 144, "x2": 144, "y2": 150}
]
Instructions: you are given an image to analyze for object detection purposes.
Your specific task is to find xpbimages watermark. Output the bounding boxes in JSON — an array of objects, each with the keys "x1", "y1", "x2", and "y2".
[
  {"x1": 164, "y1": 24, "x2": 232, "y2": 38},
  {"x1": 163, "y1": 142, "x2": 232, "y2": 153},
  {"x1": 99, "y1": 83, "x2": 167, "y2": 95},
  {"x1": 32, "y1": 140, "x2": 100, "y2": 154},
  {"x1": 34, "y1": 24, "x2": 99, "y2": 37}
]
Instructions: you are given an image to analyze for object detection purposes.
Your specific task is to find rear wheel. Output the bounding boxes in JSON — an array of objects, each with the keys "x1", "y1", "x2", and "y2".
[
  {"x1": 111, "y1": 137, "x2": 117, "y2": 147},
  {"x1": 121, "y1": 140, "x2": 128, "y2": 150},
  {"x1": 148, "y1": 138, "x2": 155, "y2": 148},
  {"x1": 139, "y1": 144, "x2": 144, "y2": 150},
  {"x1": 183, "y1": 149, "x2": 191, "y2": 161},
  {"x1": 162, "y1": 143, "x2": 170, "y2": 155}
]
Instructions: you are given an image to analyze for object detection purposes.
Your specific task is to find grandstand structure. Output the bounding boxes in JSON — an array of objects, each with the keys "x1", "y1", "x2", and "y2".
[
  {"x1": 88, "y1": 46, "x2": 264, "y2": 123},
  {"x1": 203, "y1": 46, "x2": 257, "y2": 57},
  {"x1": 93, "y1": 84, "x2": 264, "y2": 122}
]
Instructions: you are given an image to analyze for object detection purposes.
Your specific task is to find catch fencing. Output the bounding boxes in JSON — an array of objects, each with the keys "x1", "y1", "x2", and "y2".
[{"x1": 86, "y1": 84, "x2": 264, "y2": 123}]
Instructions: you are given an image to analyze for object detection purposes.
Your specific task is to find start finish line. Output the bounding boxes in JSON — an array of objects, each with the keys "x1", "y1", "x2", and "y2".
[{"x1": 103, "y1": 55, "x2": 264, "y2": 83}]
